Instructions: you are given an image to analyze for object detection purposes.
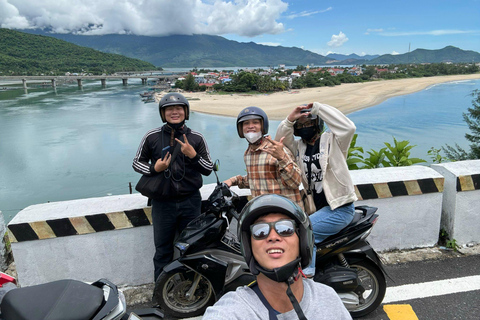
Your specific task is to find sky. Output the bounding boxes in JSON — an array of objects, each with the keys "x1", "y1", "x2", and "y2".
[{"x1": 1, "y1": 0, "x2": 480, "y2": 56}]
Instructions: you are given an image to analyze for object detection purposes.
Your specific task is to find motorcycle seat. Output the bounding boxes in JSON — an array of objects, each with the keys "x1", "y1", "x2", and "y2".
[{"x1": 1, "y1": 279, "x2": 104, "y2": 320}]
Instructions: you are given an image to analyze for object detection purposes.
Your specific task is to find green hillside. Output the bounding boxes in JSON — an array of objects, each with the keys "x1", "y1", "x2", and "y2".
[
  {"x1": 0, "y1": 28, "x2": 156, "y2": 75},
  {"x1": 371, "y1": 46, "x2": 480, "y2": 64},
  {"x1": 23, "y1": 32, "x2": 330, "y2": 68}
]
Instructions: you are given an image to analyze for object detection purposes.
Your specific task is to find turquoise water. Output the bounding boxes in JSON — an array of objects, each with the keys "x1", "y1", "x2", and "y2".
[{"x1": 1, "y1": 78, "x2": 479, "y2": 223}]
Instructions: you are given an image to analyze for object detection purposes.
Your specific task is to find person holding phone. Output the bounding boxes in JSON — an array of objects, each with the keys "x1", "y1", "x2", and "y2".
[
  {"x1": 275, "y1": 102, "x2": 357, "y2": 276},
  {"x1": 203, "y1": 194, "x2": 351, "y2": 320},
  {"x1": 133, "y1": 92, "x2": 213, "y2": 281}
]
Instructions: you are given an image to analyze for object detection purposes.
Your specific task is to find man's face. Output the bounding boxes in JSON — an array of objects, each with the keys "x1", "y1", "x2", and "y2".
[
  {"x1": 164, "y1": 105, "x2": 185, "y2": 124},
  {"x1": 242, "y1": 119, "x2": 262, "y2": 135},
  {"x1": 251, "y1": 213, "x2": 300, "y2": 271}
]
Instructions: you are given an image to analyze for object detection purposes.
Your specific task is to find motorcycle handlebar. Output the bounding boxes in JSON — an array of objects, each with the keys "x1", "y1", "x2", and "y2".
[{"x1": 228, "y1": 207, "x2": 240, "y2": 221}]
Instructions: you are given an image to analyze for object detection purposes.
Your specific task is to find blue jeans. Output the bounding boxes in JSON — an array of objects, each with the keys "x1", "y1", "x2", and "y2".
[
  {"x1": 303, "y1": 203, "x2": 355, "y2": 276},
  {"x1": 151, "y1": 191, "x2": 201, "y2": 281}
]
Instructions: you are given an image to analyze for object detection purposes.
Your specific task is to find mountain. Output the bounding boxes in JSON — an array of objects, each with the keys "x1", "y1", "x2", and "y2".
[
  {"x1": 370, "y1": 46, "x2": 480, "y2": 64},
  {"x1": 7, "y1": 29, "x2": 480, "y2": 69},
  {"x1": 20, "y1": 30, "x2": 330, "y2": 68},
  {"x1": 0, "y1": 29, "x2": 156, "y2": 74},
  {"x1": 326, "y1": 53, "x2": 379, "y2": 61}
]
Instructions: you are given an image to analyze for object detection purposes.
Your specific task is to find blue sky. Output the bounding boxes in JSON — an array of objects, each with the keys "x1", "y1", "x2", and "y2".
[{"x1": 1, "y1": 0, "x2": 479, "y2": 56}]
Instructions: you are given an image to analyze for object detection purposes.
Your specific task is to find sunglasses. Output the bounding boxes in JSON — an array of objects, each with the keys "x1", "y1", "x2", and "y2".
[{"x1": 250, "y1": 219, "x2": 297, "y2": 240}]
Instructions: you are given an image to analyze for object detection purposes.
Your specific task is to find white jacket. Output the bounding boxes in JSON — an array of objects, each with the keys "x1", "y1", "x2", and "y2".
[{"x1": 276, "y1": 102, "x2": 358, "y2": 210}]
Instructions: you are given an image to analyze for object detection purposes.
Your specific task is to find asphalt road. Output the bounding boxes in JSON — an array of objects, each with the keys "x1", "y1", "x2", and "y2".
[{"x1": 358, "y1": 253, "x2": 480, "y2": 320}]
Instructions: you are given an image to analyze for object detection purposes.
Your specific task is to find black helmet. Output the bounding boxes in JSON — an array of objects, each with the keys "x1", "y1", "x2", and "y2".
[
  {"x1": 293, "y1": 108, "x2": 324, "y2": 136},
  {"x1": 158, "y1": 93, "x2": 190, "y2": 123},
  {"x1": 236, "y1": 106, "x2": 269, "y2": 138},
  {"x1": 238, "y1": 194, "x2": 314, "y2": 282}
]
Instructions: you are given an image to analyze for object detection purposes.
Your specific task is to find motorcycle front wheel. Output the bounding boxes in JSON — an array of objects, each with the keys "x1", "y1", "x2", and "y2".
[
  {"x1": 154, "y1": 267, "x2": 215, "y2": 318},
  {"x1": 348, "y1": 259, "x2": 387, "y2": 318}
]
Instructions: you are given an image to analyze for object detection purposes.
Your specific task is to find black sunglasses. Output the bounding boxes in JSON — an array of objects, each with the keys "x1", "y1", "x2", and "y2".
[{"x1": 250, "y1": 219, "x2": 297, "y2": 240}]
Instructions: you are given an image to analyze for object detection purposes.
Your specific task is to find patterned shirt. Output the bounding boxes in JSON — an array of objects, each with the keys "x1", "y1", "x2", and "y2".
[{"x1": 231, "y1": 139, "x2": 304, "y2": 209}]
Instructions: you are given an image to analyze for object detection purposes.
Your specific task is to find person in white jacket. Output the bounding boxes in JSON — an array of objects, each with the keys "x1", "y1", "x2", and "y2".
[{"x1": 275, "y1": 102, "x2": 358, "y2": 276}]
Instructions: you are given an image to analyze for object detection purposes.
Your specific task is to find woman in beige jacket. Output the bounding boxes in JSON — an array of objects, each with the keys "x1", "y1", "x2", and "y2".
[{"x1": 275, "y1": 102, "x2": 358, "y2": 276}]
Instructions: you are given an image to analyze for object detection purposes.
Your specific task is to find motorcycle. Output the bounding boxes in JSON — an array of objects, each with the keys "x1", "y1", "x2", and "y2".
[
  {"x1": 0, "y1": 274, "x2": 126, "y2": 320},
  {"x1": 153, "y1": 161, "x2": 387, "y2": 318}
]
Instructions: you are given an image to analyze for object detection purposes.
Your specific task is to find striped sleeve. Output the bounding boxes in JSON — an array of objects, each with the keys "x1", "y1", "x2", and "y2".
[{"x1": 132, "y1": 128, "x2": 161, "y2": 175}]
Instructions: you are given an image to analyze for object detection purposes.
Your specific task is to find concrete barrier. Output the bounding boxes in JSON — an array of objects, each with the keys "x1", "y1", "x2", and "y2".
[
  {"x1": 351, "y1": 166, "x2": 444, "y2": 251},
  {"x1": 7, "y1": 161, "x2": 480, "y2": 289},
  {"x1": 431, "y1": 159, "x2": 480, "y2": 245},
  {"x1": 0, "y1": 210, "x2": 9, "y2": 271},
  {"x1": 7, "y1": 185, "x2": 250, "y2": 287}
]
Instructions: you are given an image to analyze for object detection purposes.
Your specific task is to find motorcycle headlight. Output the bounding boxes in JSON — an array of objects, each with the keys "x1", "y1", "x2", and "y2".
[{"x1": 175, "y1": 242, "x2": 190, "y2": 255}]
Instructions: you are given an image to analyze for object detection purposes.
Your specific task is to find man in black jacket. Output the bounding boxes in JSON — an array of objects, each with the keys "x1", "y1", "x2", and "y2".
[{"x1": 133, "y1": 92, "x2": 213, "y2": 281}]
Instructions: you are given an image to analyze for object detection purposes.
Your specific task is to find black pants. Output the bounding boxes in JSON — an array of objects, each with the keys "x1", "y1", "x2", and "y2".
[{"x1": 151, "y1": 191, "x2": 201, "y2": 281}]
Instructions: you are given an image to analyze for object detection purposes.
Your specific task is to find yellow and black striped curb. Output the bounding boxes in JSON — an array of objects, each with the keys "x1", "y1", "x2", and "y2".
[
  {"x1": 8, "y1": 207, "x2": 153, "y2": 243},
  {"x1": 457, "y1": 174, "x2": 480, "y2": 192},
  {"x1": 8, "y1": 197, "x2": 250, "y2": 243},
  {"x1": 354, "y1": 177, "x2": 444, "y2": 201}
]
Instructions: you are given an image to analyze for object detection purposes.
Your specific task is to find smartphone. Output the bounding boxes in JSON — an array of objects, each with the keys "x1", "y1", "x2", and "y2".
[{"x1": 161, "y1": 145, "x2": 171, "y2": 158}]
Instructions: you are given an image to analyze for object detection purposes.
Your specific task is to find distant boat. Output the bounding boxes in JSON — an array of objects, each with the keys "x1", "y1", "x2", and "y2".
[{"x1": 139, "y1": 91, "x2": 154, "y2": 98}]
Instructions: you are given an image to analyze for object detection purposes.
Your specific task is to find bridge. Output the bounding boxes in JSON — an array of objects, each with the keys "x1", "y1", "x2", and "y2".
[{"x1": 0, "y1": 72, "x2": 187, "y2": 89}]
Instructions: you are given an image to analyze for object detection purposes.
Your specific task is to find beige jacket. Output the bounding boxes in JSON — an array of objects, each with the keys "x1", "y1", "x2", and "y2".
[{"x1": 275, "y1": 102, "x2": 358, "y2": 210}]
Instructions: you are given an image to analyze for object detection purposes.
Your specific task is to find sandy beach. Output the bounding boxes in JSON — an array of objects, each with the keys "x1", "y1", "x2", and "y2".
[{"x1": 185, "y1": 73, "x2": 480, "y2": 120}]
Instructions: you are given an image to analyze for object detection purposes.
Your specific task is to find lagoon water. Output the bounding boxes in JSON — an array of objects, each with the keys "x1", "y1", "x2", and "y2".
[{"x1": 1, "y1": 78, "x2": 479, "y2": 223}]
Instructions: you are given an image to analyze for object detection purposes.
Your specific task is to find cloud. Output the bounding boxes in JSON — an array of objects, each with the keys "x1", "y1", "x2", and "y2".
[
  {"x1": 364, "y1": 28, "x2": 384, "y2": 35},
  {"x1": 379, "y1": 29, "x2": 478, "y2": 36},
  {"x1": 391, "y1": 51, "x2": 400, "y2": 55},
  {"x1": 258, "y1": 42, "x2": 281, "y2": 46},
  {"x1": 327, "y1": 31, "x2": 348, "y2": 48},
  {"x1": 0, "y1": 0, "x2": 288, "y2": 37},
  {"x1": 285, "y1": 7, "x2": 332, "y2": 19}
]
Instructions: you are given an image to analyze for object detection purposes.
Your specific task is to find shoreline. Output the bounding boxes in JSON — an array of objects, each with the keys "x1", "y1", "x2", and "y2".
[{"x1": 186, "y1": 73, "x2": 480, "y2": 119}]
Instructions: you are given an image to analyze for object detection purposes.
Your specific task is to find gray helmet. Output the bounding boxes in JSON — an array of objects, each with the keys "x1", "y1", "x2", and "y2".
[
  {"x1": 158, "y1": 93, "x2": 190, "y2": 123},
  {"x1": 238, "y1": 194, "x2": 314, "y2": 282},
  {"x1": 236, "y1": 106, "x2": 269, "y2": 138}
]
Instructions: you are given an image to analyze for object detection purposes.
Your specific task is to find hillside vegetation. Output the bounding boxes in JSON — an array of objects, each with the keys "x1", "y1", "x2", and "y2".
[
  {"x1": 23, "y1": 31, "x2": 331, "y2": 68},
  {"x1": 371, "y1": 46, "x2": 480, "y2": 64},
  {"x1": 20, "y1": 30, "x2": 480, "y2": 68},
  {"x1": 0, "y1": 29, "x2": 156, "y2": 75}
]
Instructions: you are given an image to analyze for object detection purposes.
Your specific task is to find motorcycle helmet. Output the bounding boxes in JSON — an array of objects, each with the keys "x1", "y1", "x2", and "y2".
[
  {"x1": 293, "y1": 108, "x2": 324, "y2": 137},
  {"x1": 238, "y1": 194, "x2": 314, "y2": 282},
  {"x1": 158, "y1": 92, "x2": 190, "y2": 123},
  {"x1": 236, "y1": 106, "x2": 269, "y2": 138}
]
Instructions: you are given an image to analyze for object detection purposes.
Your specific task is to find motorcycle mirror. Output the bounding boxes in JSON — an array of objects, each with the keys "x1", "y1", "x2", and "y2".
[{"x1": 213, "y1": 159, "x2": 221, "y2": 185}]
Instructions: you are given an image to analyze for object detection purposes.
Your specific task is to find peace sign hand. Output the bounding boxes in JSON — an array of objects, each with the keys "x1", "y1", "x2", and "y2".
[
  {"x1": 264, "y1": 135, "x2": 287, "y2": 161},
  {"x1": 175, "y1": 134, "x2": 197, "y2": 159}
]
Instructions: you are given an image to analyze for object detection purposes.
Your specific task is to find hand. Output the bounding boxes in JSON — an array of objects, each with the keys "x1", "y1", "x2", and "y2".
[
  {"x1": 287, "y1": 103, "x2": 313, "y2": 122},
  {"x1": 154, "y1": 152, "x2": 171, "y2": 172},
  {"x1": 264, "y1": 136, "x2": 287, "y2": 161},
  {"x1": 223, "y1": 178, "x2": 233, "y2": 187},
  {"x1": 175, "y1": 134, "x2": 197, "y2": 159}
]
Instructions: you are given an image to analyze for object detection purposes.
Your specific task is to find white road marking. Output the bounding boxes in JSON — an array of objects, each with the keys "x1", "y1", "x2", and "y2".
[{"x1": 383, "y1": 275, "x2": 480, "y2": 304}]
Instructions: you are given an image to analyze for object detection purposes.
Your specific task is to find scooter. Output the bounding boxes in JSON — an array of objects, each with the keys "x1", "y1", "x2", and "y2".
[
  {"x1": 153, "y1": 161, "x2": 253, "y2": 318},
  {"x1": 153, "y1": 161, "x2": 387, "y2": 318},
  {"x1": 0, "y1": 274, "x2": 126, "y2": 320}
]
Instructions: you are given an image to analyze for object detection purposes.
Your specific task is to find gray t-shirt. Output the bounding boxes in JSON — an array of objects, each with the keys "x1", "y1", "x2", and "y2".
[{"x1": 202, "y1": 278, "x2": 352, "y2": 320}]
